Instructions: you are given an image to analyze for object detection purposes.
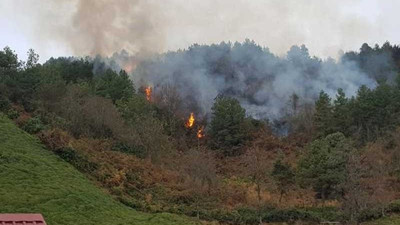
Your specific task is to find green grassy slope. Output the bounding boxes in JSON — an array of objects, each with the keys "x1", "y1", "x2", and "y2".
[{"x1": 0, "y1": 115, "x2": 197, "y2": 225}]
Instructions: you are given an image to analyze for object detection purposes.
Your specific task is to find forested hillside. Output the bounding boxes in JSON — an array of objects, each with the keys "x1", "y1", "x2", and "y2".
[{"x1": 2, "y1": 41, "x2": 400, "y2": 224}]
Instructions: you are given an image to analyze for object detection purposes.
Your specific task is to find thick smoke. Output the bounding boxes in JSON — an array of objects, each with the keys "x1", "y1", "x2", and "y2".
[
  {"x1": 32, "y1": 0, "x2": 166, "y2": 57},
  {"x1": 10, "y1": 0, "x2": 400, "y2": 61},
  {"x1": 10, "y1": 0, "x2": 385, "y2": 119},
  {"x1": 123, "y1": 40, "x2": 376, "y2": 119}
]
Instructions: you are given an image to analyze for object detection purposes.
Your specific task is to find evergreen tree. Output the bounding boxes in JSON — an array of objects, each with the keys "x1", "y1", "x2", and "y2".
[
  {"x1": 313, "y1": 91, "x2": 333, "y2": 139},
  {"x1": 298, "y1": 132, "x2": 351, "y2": 200},
  {"x1": 271, "y1": 157, "x2": 295, "y2": 202},
  {"x1": 95, "y1": 69, "x2": 135, "y2": 103},
  {"x1": 332, "y1": 88, "x2": 351, "y2": 136},
  {"x1": 209, "y1": 95, "x2": 246, "y2": 156}
]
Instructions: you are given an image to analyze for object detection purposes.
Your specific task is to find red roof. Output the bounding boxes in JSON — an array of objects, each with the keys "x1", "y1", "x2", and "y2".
[{"x1": 0, "y1": 214, "x2": 47, "y2": 225}]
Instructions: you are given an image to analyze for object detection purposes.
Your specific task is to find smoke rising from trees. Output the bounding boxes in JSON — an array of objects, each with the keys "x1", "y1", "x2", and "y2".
[
  {"x1": 125, "y1": 41, "x2": 376, "y2": 119},
  {"x1": 7, "y1": 0, "x2": 398, "y2": 120}
]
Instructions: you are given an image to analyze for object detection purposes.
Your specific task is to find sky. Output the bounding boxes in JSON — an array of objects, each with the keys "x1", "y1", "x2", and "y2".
[{"x1": 0, "y1": 0, "x2": 399, "y2": 62}]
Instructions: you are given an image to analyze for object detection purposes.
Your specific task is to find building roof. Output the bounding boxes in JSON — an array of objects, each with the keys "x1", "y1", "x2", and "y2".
[{"x1": 0, "y1": 214, "x2": 47, "y2": 225}]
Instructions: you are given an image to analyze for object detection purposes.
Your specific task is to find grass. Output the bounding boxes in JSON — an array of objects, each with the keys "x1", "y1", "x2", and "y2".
[
  {"x1": 0, "y1": 114, "x2": 197, "y2": 225},
  {"x1": 362, "y1": 215, "x2": 400, "y2": 225},
  {"x1": 362, "y1": 216, "x2": 400, "y2": 225}
]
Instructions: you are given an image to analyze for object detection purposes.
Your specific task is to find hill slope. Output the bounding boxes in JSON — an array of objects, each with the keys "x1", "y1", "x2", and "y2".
[{"x1": 0, "y1": 115, "x2": 197, "y2": 225}]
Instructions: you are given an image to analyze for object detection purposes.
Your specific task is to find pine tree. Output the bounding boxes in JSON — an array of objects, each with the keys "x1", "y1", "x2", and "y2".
[
  {"x1": 313, "y1": 91, "x2": 333, "y2": 139},
  {"x1": 209, "y1": 95, "x2": 246, "y2": 156},
  {"x1": 271, "y1": 158, "x2": 295, "y2": 202},
  {"x1": 332, "y1": 88, "x2": 351, "y2": 136}
]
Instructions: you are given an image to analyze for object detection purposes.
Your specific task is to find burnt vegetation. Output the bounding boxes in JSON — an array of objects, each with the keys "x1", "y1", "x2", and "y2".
[{"x1": 2, "y1": 41, "x2": 400, "y2": 224}]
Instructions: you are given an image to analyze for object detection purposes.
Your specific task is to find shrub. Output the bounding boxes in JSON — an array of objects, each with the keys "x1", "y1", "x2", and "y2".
[
  {"x1": 54, "y1": 147, "x2": 98, "y2": 173},
  {"x1": 6, "y1": 109, "x2": 19, "y2": 119},
  {"x1": 23, "y1": 116, "x2": 45, "y2": 134},
  {"x1": 357, "y1": 208, "x2": 382, "y2": 222},
  {"x1": 388, "y1": 200, "x2": 400, "y2": 213},
  {"x1": 112, "y1": 142, "x2": 147, "y2": 159},
  {"x1": 0, "y1": 97, "x2": 10, "y2": 111}
]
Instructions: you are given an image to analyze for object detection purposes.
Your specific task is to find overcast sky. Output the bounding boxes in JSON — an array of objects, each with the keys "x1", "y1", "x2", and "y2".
[{"x1": 0, "y1": 0, "x2": 399, "y2": 62}]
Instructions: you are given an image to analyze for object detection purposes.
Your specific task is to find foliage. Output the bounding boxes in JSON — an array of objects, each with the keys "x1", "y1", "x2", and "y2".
[
  {"x1": 209, "y1": 95, "x2": 247, "y2": 155},
  {"x1": 112, "y1": 142, "x2": 147, "y2": 159},
  {"x1": 271, "y1": 157, "x2": 295, "y2": 202},
  {"x1": 298, "y1": 132, "x2": 352, "y2": 200},
  {"x1": 313, "y1": 91, "x2": 333, "y2": 139},
  {"x1": 43, "y1": 57, "x2": 93, "y2": 83},
  {"x1": 117, "y1": 95, "x2": 173, "y2": 162},
  {"x1": 22, "y1": 116, "x2": 45, "y2": 134},
  {"x1": 0, "y1": 46, "x2": 21, "y2": 75},
  {"x1": 54, "y1": 147, "x2": 98, "y2": 173},
  {"x1": 95, "y1": 69, "x2": 134, "y2": 102}
]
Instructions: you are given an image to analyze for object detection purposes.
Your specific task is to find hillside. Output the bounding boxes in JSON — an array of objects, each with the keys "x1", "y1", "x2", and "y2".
[{"x1": 0, "y1": 114, "x2": 197, "y2": 225}]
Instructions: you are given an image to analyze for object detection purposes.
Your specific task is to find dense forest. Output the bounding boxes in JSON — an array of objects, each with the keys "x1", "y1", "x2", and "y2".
[{"x1": 2, "y1": 41, "x2": 400, "y2": 224}]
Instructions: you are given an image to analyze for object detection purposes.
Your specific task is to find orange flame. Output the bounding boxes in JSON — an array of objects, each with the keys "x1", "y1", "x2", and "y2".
[
  {"x1": 185, "y1": 113, "x2": 195, "y2": 128},
  {"x1": 197, "y1": 126, "x2": 204, "y2": 139},
  {"x1": 145, "y1": 86, "x2": 152, "y2": 101}
]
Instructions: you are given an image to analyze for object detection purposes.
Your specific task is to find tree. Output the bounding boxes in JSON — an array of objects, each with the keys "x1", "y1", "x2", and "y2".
[
  {"x1": 117, "y1": 95, "x2": 173, "y2": 163},
  {"x1": 242, "y1": 146, "x2": 272, "y2": 224},
  {"x1": 351, "y1": 84, "x2": 398, "y2": 144},
  {"x1": 25, "y1": 49, "x2": 39, "y2": 69},
  {"x1": 341, "y1": 142, "x2": 394, "y2": 223},
  {"x1": 181, "y1": 148, "x2": 217, "y2": 219},
  {"x1": 153, "y1": 84, "x2": 184, "y2": 136},
  {"x1": 332, "y1": 88, "x2": 351, "y2": 136},
  {"x1": 95, "y1": 69, "x2": 134, "y2": 103},
  {"x1": 271, "y1": 157, "x2": 295, "y2": 203},
  {"x1": 298, "y1": 132, "x2": 351, "y2": 201},
  {"x1": 313, "y1": 91, "x2": 333, "y2": 139},
  {"x1": 43, "y1": 57, "x2": 93, "y2": 83},
  {"x1": 0, "y1": 46, "x2": 20, "y2": 75},
  {"x1": 209, "y1": 95, "x2": 247, "y2": 156}
]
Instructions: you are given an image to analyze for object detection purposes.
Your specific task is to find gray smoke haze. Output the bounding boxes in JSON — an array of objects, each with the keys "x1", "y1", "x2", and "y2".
[
  {"x1": 4, "y1": 0, "x2": 400, "y2": 61},
  {"x1": 118, "y1": 41, "x2": 377, "y2": 119},
  {"x1": 68, "y1": 0, "x2": 165, "y2": 55},
  {"x1": 2, "y1": 0, "x2": 394, "y2": 120}
]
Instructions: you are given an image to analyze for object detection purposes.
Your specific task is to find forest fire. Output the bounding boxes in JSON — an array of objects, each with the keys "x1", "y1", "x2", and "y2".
[
  {"x1": 197, "y1": 126, "x2": 204, "y2": 139},
  {"x1": 145, "y1": 86, "x2": 152, "y2": 101},
  {"x1": 185, "y1": 113, "x2": 195, "y2": 128}
]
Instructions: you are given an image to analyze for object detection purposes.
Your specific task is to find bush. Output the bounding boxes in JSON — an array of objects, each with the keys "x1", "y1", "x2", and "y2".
[
  {"x1": 112, "y1": 142, "x2": 147, "y2": 159},
  {"x1": 118, "y1": 196, "x2": 151, "y2": 212},
  {"x1": 263, "y1": 209, "x2": 316, "y2": 223},
  {"x1": 0, "y1": 97, "x2": 10, "y2": 111},
  {"x1": 23, "y1": 116, "x2": 45, "y2": 133},
  {"x1": 6, "y1": 109, "x2": 19, "y2": 119},
  {"x1": 388, "y1": 200, "x2": 400, "y2": 213},
  {"x1": 54, "y1": 147, "x2": 98, "y2": 173},
  {"x1": 357, "y1": 208, "x2": 382, "y2": 222}
]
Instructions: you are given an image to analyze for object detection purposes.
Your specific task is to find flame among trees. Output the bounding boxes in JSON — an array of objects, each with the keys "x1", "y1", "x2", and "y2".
[
  {"x1": 185, "y1": 112, "x2": 195, "y2": 128},
  {"x1": 197, "y1": 126, "x2": 204, "y2": 139},
  {"x1": 145, "y1": 86, "x2": 152, "y2": 101}
]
